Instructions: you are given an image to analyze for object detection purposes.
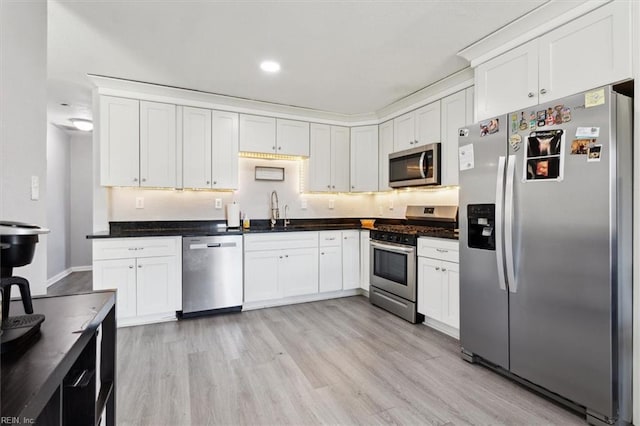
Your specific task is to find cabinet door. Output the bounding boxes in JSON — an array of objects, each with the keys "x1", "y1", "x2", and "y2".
[
  {"x1": 475, "y1": 39, "x2": 538, "y2": 121},
  {"x1": 319, "y1": 246, "x2": 342, "y2": 292},
  {"x1": 211, "y1": 110, "x2": 239, "y2": 189},
  {"x1": 99, "y1": 96, "x2": 140, "y2": 187},
  {"x1": 538, "y1": 1, "x2": 632, "y2": 103},
  {"x1": 308, "y1": 123, "x2": 332, "y2": 192},
  {"x1": 415, "y1": 100, "x2": 440, "y2": 146},
  {"x1": 244, "y1": 250, "x2": 281, "y2": 302},
  {"x1": 341, "y1": 231, "x2": 360, "y2": 290},
  {"x1": 93, "y1": 258, "x2": 137, "y2": 318},
  {"x1": 350, "y1": 126, "x2": 379, "y2": 192},
  {"x1": 359, "y1": 230, "x2": 370, "y2": 292},
  {"x1": 441, "y1": 260, "x2": 460, "y2": 329},
  {"x1": 140, "y1": 101, "x2": 177, "y2": 188},
  {"x1": 378, "y1": 120, "x2": 394, "y2": 191},
  {"x1": 182, "y1": 106, "x2": 212, "y2": 189},
  {"x1": 135, "y1": 256, "x2": 178, "y2": 316},
  {"x1": 417, "y1": 257, "x2": 443, "y2": 320},
  {"x1": 239, "y1": 114, "x2": 276, "y2": 154},
  {"x1": 440, "y1": 90, "x2": 467, "y2": 186},
  {"x1": 331, "y1": 126, "x2": 350, "y2": 192},
  {"x1": 281, "y1": 248, "x2": 319, "y2": 297},
  {"x1": 393, "y1": 112, "x2": 415, "y2": 152},
  {"x1": 277, "y1": 119, "x2": 309, "y2": 156}
]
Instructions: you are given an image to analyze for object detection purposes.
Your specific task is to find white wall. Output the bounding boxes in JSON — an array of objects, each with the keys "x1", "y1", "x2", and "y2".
[
  {"x1": 70, "y1": 133, "x2": 93, "y2": 267},
  {"x1": 46, "y1": 124, "x2": 70, "y2": 279},
  {"x1": 107, "y1": 157, "x2": 459, "y2": 223},
  {"x1": 0, "y1": 0, "x2": 48, "y2": 295}
]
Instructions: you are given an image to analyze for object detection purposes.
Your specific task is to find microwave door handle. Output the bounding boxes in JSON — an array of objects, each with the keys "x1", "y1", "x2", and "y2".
[{"x1": 419, "y1": 152, "x2": 427, "y2": 178}]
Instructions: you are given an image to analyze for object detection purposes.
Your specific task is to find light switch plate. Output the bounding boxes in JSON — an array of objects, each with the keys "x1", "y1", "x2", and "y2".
[
  {"x1": 215, "y1": 198, "x2": 222, "y2": 209},
  {"x1": 135, "y1": 197, "x2": 144, "y2": 209},
  {"x1": 300, "y1": 198, "x2": 308, "y2": 210},
  {"x1": 30, "y1": 176, "x2": 39, "y2": 200},
  {"x1": 328, "y1": 199, "x2": 335, "y2": 210}
]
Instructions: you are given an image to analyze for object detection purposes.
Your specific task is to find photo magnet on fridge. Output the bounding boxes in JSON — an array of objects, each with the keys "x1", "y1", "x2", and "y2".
[
  {"x1": 480, "y1": 118, "x2": 499, "y2": 137},
  {"x1": 587, "y1": 145, "x2": 602, "y2": 162},
  {"x1": 524, "y1": 129, "x2": 564, "y2": 182},
  {"x1": 570, "y1": 139, "x2": 595, "y2": 155}
]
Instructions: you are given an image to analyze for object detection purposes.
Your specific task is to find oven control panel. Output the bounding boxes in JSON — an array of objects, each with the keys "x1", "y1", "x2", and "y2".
[{"x1": 370, "y1": 231, "x2": 417, "y2": 246}]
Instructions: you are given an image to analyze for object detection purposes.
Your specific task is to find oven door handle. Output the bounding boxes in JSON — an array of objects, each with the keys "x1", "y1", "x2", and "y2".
[{"x1": 370, "y1": 241, "x2": 415, "y2": 254}]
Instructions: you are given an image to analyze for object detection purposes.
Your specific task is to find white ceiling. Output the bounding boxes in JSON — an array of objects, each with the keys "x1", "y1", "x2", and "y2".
[{"x1": 48, "y1": 0, "x2": 549, "y2": 130}]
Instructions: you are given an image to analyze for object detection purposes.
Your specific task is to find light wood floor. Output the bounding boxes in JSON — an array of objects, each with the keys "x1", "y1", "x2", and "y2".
[{"x1": 114, "y1": 295, "x2": 584, "y2": 426}]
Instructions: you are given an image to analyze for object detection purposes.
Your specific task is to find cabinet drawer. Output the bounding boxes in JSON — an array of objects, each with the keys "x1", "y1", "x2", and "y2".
[
  {"x1": 319, "y1": 231, "x2": 341, "y2": 247},
  {"x1": 417, "y1": 237, "x2": 459, "y2": 262},
  {"x1": 244, "y1": 232, "x2": 318, "y2": 251},
  {"x1": 93, "y1": 237, "x2": 179, "y2": 260}
]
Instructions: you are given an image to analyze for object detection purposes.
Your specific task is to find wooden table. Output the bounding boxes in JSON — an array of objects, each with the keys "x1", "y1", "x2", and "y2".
[{"x1": 1, "y1": 291, "x2": 116, "y2": 425}]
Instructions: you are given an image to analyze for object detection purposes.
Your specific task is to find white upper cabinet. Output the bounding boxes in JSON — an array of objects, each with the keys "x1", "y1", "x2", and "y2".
[
  {"x1": 331, "y1": 126, "x2": 350, "y2": 192},
  {"x1": 415, "y1": 101, "x2": 441, "y2": 146},
  {"x1": 308, "y1": 124, "x2": 349, "y2": 192},
  {"x1": 239, "y1": 115, "x2": 310, "y2": 156},
  {"x1": 140, "y1": 101, "x2": 177, "y2": 188},
  {"x1": 350, "y1": 126, "x2": 379, "y2": 192},
  {"x1": 475, "y1": 1, "x2": 631, "y2": 121},
  {"x1": 276, "y1": 119, "x2": 310, "y2": 156},
  {"x1": 211, "y1": 111, "x2": 239, "y2": 189},
  {"x1": 393, "y1": 112, "x2": 415, "y2": 152},
  {"x1": 393, "y1": 100, "x2": 441, "y2": 151},
  {"x1": 182, "y1": 106, "x2": 212, "y2": 189},
  {"x1": 100, "y1": 96, "x2": 140, "y2": 187},
  {"x1": 378, "y1": 120, "x2": 394, "y2": 191},
  {"x1": 475, "y1": 39, "x2": 539, "y2": 121},
  {"x1": 239, "y1": 114, "x2": 276, "y2": 154},
  {"x1": 440, "y1": 89, "x2": 470, "y2": 186},
  {"x1": 537, "y1": 1, "x2": 631, "y2": 103}
]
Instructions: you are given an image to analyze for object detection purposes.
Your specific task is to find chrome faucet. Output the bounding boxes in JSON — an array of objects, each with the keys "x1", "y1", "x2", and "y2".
[
  {"x1": 270, "y1": 190, "x2": 279, "y2": 228},
  {"x1": 284, "y1": 205, "x2": 290, "y2": 228}
]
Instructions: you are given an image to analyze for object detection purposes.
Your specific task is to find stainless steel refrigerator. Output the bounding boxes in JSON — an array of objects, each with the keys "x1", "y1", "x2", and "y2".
[{"x1": 458, "y1": 86, "x2": 632, "y2": 425}]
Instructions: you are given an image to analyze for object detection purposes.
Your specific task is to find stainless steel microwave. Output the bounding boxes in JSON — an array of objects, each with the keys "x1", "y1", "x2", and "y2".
[{"x1": 388, "y1": 143, "x2": 441, "y2": 188}]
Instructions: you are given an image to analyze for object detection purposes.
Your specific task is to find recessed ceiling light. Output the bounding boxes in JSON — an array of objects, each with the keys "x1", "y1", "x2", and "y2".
[
  {"x1": 70, "y1": 118, "x2": 93, "y2": 131},
  {"x1": 260, "y1": 60, "x2": 281, "y2": 73}
]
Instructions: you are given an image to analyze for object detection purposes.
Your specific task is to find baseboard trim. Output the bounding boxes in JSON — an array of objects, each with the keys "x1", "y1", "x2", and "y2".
[
  {"x1": 46, "y1": 268, "x2": 73, "y2": 288},
  {"x1": 422, "y1": 317, "x2": 460, "y2": 340},
  {"x1": 71, "y1": 265, "x2": 93, "y2": 272},
  {"x1": 242, "y1": 288, "x2": 367, "y2": 311}
]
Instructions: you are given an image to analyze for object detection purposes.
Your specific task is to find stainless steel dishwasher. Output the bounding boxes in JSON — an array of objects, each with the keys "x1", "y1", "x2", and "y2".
[{"x1": 182, "y1": 235, "x2": 243, "y2": 317}]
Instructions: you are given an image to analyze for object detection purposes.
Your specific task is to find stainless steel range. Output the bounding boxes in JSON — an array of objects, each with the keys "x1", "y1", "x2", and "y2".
[{"x1": 369, "y1": 205, "x2": 458, "y2": 323}]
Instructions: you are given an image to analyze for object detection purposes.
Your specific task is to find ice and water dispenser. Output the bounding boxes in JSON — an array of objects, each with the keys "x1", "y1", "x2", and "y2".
[{"x1": 467, "y1": 204, "x2": 495, "y2": 250}]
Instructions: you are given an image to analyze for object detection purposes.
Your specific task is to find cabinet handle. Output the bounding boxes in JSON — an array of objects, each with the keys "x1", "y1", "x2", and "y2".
[
  {"x1": 278, "y1": 147, "x2": 282, "y2": 150},
  {"x1": 128, "y1": 248, "x2": 136, "y2": 251},
  {"x1": 351, "y1": 186, "x2": 355, "y2": 189},
  {"x1": 540, "y1": 88, "x2": 547, "y2": 95},
  {"x1": 206, "y1": 181, "x2": 210, "y2": 185},
  {"x1": 138, "y1": 264, "x2": 142, "y2": 268},
  {"x1": 285, "y1": 254, "x2": 289, "y2": 258},
  {"x1": 435, "y1": 267, "x2": 440, "y2": 271},
  {"x1": 133, "y1": 178, "x2": 138, "y2": 182},
  {"x1": 528, "y1": 92, "x2": 534, "y2": 98},
  {"x1": 279, "y1": 256, "x2": 283, "y2": 259},
  {"x1": 142, "y1": 178, "x2": 147, "y2": 182},
  {"x1": 327, "y1": 185, "x2": 331, "y2": 189},
  {"x1": 332, "y1": 185, "x2": 335, "y2": 189},
  {"x1": 327, "y1": 237, "x2": 336, "y2": 241},
  {"x1": 213, "y1": 181, "x2": 217, "y2": 185},
  {"x1": 321, "y1": 252, "x2": 325, "y2": 255},
  {"x1": 129, "y1": 265, "x2": 134, "y2": 269},
  {"x1": 344, "y1": 237, "x2": 347, "y2": 240},
  {"x1": 442, "y1": 268, "x2": 447, "y2": 272},
  {"x1": 272, "y1": 146, "x2": 276, "y2": 150},
  {"x1": 436, "y1": 248, "x2": 448, "y2": 253}
]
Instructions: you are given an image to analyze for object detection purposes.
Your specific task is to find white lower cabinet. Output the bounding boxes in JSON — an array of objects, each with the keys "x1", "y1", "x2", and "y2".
[
  {"x1": 282, "y1": 248, "x2": 319, "y2": 297},
  {"x1": 342, "y1": 231, "x2": 360, "y2": 290},
  {"x1": 359, "y1": 230, "x2": 370, "y2": 292},
  {"x1": 92, "y1": 237, "x2": 181, "y2": 326},
  {"x1": 417, "y1": 237, "x2": 459, "y2": 338},
  {"x1": 244, "y1": 251, "x2": 281, "y2": 303},
  {"x1": 319, "y1": 246, "x2": 342, "y2": 292}
]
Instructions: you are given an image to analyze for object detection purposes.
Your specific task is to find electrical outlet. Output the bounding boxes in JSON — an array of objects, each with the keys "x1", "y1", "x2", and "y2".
[
  {"x1": 135, "y1": 197, "x2": 144, "y2": 209},
  {"x1": 378, "y1": 205, "x2": 384, "y2": 216},
  {"x1": 328, "y1": 199, "x2": 335, "y2": 210},
  {"x1": 215, "y1": 198, "x2": 222, "y2": 209},
  {"x1": 301, "y1": 198, "x2": 308, "y2": 210},
  {"x1": 30, "y1": 176, "x2": 39, "y2": 200},
  {"x1": 389, "y1": 200, "x2": 394, "y2": 210}
]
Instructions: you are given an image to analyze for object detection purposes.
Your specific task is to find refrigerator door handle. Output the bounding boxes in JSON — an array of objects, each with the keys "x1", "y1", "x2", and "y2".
[
  {"x1": 495, "y1": 156, "x2": 507, "y2": 292},
  {"x1": 505, "y1": 155, "x2": 517, "y2": 293}
]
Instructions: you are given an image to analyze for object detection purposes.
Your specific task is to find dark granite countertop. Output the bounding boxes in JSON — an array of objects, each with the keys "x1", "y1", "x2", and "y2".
[{"x1": 86, "y1": 218, "x2": 459, "y2": 240}]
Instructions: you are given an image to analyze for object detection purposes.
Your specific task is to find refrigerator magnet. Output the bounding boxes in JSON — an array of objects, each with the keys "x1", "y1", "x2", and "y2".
[
  {"x1": 459, "y1": 144, "x2": 475, "y2": 171},
  {"x1": 537, "y1": 110, "x2": 546, "y2": 127},
  {"x1": 511, "y1": 114, "x2": 518, "y2": 132},
  {"x1": 587, "y1": 145, "x2": 602, "y2": 162},
  {"x1": 585, "y1": 88, "x2": 605, "y2": 108},
  {"x1": 570, "y1": 139, "x2": 595, "y2": 155},
  {"x1": 576, "y1": 127, "x2": 600, "y2": 138},
  {"x1": 523, "y1": 130, "x2": 565, "y2": 182},
  {"x1": 480, "y1": 118, "x2": 499, "y2": 137},
  {"x1": 509, "y1": 134, "x2": 522, "y2": 151}
]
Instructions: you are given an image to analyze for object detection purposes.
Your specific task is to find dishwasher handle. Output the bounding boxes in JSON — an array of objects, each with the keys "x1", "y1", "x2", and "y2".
[{"x1": 188, "y1": 242, "x2": 237, "y2": 250}]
